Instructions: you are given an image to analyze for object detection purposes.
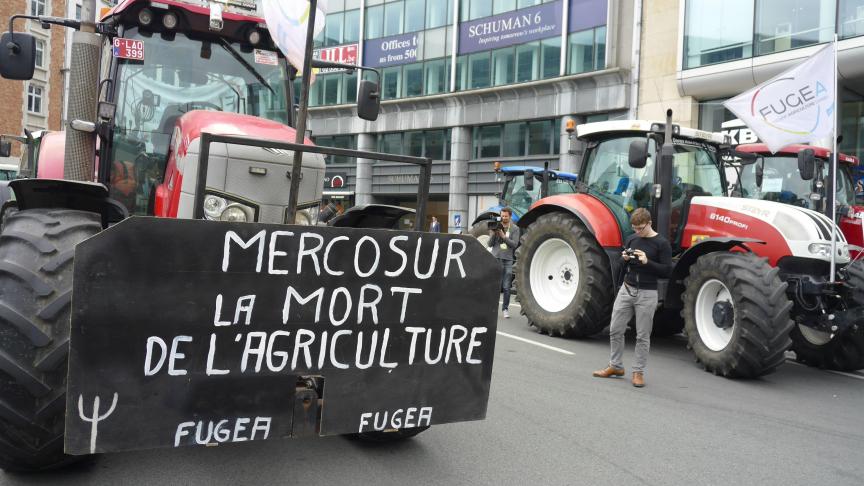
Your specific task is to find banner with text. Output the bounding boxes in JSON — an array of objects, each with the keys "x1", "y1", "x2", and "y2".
[
  {"x1": 459, "y1": 1, "x2": 563, "y2": 55},
  {"x1": 363, "y1": 32, "x2": 421, "y2": 68},
  {"x1": 65, "y1": 218, "x2": 498, "y2": 454},
  {"x1": 314, "y1": 44, "x2": 359, "y2": 73}
]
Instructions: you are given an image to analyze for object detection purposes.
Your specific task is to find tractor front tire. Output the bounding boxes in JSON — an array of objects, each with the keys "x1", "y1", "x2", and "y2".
[
  {"x1": 0, "y1": 209, "x2": 101, "y2": 472},
  {"x1": 682, "y1": 252, "x2": 793, "y2": 378},
  {"x1": 515, "y1": 212, "x2": 612, "y2": 337},
  {"x1": 791, "y1": 260, "x2": 864, "y2": 371}
]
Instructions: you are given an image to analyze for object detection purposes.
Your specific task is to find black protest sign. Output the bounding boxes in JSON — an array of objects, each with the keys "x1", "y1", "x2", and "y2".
[{"x1": 65, "y1": 218, "x2": 499, "y2": 454}]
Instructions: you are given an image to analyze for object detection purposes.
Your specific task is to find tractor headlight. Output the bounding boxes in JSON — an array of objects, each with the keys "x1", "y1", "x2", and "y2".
[
  {"x1": 808, "y1": 243, "x2": 832, "y2": 258},
  {"x1": 202, "y1": 192, "x2": 258, "y2": 222},
  {"x1": 286, "y1": 203, "x2": 320, "y2": 225}
]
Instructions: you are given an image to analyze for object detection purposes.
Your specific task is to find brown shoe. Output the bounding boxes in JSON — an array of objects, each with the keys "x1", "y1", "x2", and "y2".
[
  {"x1": 632, "y1": 372, "x2": 645, "y2": 388},
  {"x1": 592, "y1": 366, "x2": 625, "y2": 378}
]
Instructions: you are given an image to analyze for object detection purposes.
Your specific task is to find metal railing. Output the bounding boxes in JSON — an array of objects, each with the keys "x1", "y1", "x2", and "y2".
[{"x1": 194, "y1": 132, "x2": 433, "y2": 231}]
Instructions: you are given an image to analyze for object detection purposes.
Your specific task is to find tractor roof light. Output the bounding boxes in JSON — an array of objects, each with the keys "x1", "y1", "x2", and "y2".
[
  {"x1": 138, "y1": 8, "x2": 154, "y2": 26},
  {"x1": 162, "y1": 12, "x2": 178, "y2": 29},
  {"x1": 248, "y1": 29, "x2": 262, "y2": 45},
  {"x1": 565, "y1": 119, "x2": 576, "y2": 134}
]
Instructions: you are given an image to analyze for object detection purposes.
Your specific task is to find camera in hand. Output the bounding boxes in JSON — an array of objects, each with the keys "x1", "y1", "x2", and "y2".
[
  {"x1": 624, "y1": 248, "x2": 638, "y2": 262},
  {"x1": 487, "y1": 216, "x2": 504, "y2": 231}
]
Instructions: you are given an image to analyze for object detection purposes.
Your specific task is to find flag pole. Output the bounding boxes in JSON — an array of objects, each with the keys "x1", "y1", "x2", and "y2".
[{"x1": 831, "y1": 33, "x2": 839, "y2": 283}]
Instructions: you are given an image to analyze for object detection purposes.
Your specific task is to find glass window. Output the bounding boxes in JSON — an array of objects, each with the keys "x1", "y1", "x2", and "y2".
[
  {"x1": 476, "y1": 125, "x2": 502, "y2": 158},
  {"x1": 569, "y1": 30, "x2": 594, "y2": 73},
  {"x1": 405, "y1": 0, "x2": 426, "y2": 32},
  {"x1": 382, "y1": 66, "x2": 402, "y2": 99},
  {"x1": 403, "y1": 63, "x2": 424, "y2": 97},
  {"x1": 502, "y1": 123, "x2": 526, "y2": 157},
  {"x1": 583, "y1": 137, "x2": 658, "y2": 228},
  {"x1": 684, "y1": 0, "x2": 754, "y2": 68},
  {"x1": 516, "y1": 42, "x2": 540, "y2": 82},
  {"x1": 425, "y1": 130, "x2": 447, "y2": 159},
  {"x1": 30, "y1": 0, "x2": 46, "y2": 16},
  {"x1": 406, "y1": 131, "x2": 424, "y2": 157},
  {"x1": 384, "y1": 1, "x2": 405, "y2": 36},
  {"x1": 380, "y1": 132, "x2": 404, "y2": 154},
  {"x1": 518, "y1": 0, "x2": 542, "y2": 8},
  {"x1": 325, "y1": 12, "x2": 344, "y2": 47},
  {"x1": 469, "y1": 52, "x2": 491, "y2": 89},
  {"x1": 494, "y1": 0, "x2": 517, "y2": 14},
  {"x1": 840, "y1": 0, "x2": 864, "y2": 38},
  {"x1": 492, "y1": 47, "x2": 515, "y2": 86},
  {"x1": 424, "y1": 58, "x2": 448, "y2": 94},
  {"x1": 424, "y1": 27, "x2": 447, "y2": 59},
  {"x1": 35, "y1": 39, "x2": 44, "y2": 68},
  {"x1": 344, "y1": 72, "x2": 358, "y2": 103},
  {"x1": 469, "y1": 0, "x2": 493, "y2": 20},
  {"x1": 698, "y1": 99, "x2": 736, "y2": 132},
  {"x1": 455, "y1": 56, "x2": 468, "y2": 91},
  {"x1": 366, "y1": 5, "x2": 384, "y2": 39},
  {"x1": 323, "y1": 75, "x2": 341, "y2": 104},
  {"x1": 755, "y1": 0, "x2": 835, "y2": 56},
  {"x1": 344, "y1": 9, "x2": 361, "y2": 43},
  {"x1": 427, "y1": 0, "x2": 452, "y2": 28},
  {"x1": 503, "y1": 172, "x2": 543, "y2": 216},
  {"x1": 541, "y1": 37, "x2": 561, "y2": 78},
  {"x1": 595, "y1": 26, "x2": 607, "y2": 69},
  {"x1": 553, "y1": 118, "x2": 561, "y2": 154},
  {"x1": 27, "y1": 84, "x2": 43, "y2": 114},
  {"x1": 527, "y1": 120, "x2": 552, "y2": 155}
]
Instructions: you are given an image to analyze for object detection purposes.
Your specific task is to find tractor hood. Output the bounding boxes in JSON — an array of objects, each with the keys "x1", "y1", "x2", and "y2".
[{"x1": 691, "y1": 196, "x2": 850, "y2": 264}]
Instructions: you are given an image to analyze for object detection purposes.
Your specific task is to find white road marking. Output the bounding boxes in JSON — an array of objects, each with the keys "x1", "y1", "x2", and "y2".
[
  {"x1": 496, "y1": 331, "x2": 574, "y2": 355},
  {"x1": 786, "y1": 360, "x2": 864, "y2": 380}
]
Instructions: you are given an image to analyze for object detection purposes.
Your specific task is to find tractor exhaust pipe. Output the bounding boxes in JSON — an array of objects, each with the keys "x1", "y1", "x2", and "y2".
[
  {"x1": 656, "y1": 109, "x2": 674, "y2": 240},
  {"x1": 63, "y1": 0, "x2": 99, "y2": 182}
]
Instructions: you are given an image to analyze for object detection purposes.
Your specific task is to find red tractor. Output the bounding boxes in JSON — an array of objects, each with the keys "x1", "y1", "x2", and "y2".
[
  {"x1": 0, "y1": 0, "x2": 497, "y2": 472},
  {"x1": 729, "y1": 143, "x2": 864, "y2": 368},
  {"x1": 514, "y1": 112, "x2": 864, "y2": 378}
]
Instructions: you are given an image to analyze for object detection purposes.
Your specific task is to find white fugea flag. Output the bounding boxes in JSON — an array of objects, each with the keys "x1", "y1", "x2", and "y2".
[
  {"x1": 262, "y1": 0, "x2": 328, "y2": 76},
  {"x1": 723, "y1": 43, "x2": 835, "y2": 153}
]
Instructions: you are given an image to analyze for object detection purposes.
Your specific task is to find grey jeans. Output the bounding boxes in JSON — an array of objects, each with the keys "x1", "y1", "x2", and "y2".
[{"x1": 609, "y1": 284, "x2": 658, "y2": 373}]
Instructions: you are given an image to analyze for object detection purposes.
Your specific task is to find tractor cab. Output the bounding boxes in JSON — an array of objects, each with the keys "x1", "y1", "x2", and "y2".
[
  {"x1": 497, "y1": 166, "x2": 578, "y2": 219},
  {"x1": 575, "y1": 120, "x2": 728, "y2": 243},
  {"x1": 99, "y1": 1, "x2": 295, "y2": 216}
]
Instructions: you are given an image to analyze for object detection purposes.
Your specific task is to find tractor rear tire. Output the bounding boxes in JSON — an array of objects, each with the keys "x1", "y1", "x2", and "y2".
[
  {"x1": 682, "y1": 252, "x2": 793, "y2": 378},
  {"x1": 791, "y1": 260, "x2": 864, "y2": 371},
  {"x1": 515, "y1": 212, "x2": 612, "y2": 337},
  {"x1": 0, "y1": 209, "x2": 101, "y2": 472}
]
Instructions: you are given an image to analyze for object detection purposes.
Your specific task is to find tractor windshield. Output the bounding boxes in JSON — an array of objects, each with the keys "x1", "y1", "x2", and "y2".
[
  {"x1": 582, "y1": 136, "x2": 725, "y2": 237},
  {"x1": 501, "y1": 172, "x2": 578, "y2": 216},
  {"x1": 737, "y1": 156, "x2": 856, "y2": 210},
  {"x1": 108, "y1": 27, "x2": 291, "y2": 214}
]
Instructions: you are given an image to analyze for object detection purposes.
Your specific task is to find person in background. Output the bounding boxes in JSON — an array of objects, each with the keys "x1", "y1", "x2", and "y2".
[
  {"x1": 430, "y1": 216, "x2": 441, "y2": 233},
  {"x1": 487, "y1": 208, "x2": 520, "y2": 319},
  {"x1": 593, "y1": 208, "x2": 672, "y2": 388}
]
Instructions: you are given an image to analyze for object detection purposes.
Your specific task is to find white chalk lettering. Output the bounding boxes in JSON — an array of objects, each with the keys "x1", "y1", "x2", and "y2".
[
  {"x1": 445, "y1": 325, "x2": 468, "y2": 364},
  {"x1": 206, "y1": 333, "x2": 230, "y2": 375},
  {"x1": 266, "y1": 330, "x2": 292, "y2": 372},
  {"x1": 378, "y1": 328, "x2": 397, "y2": 369},
  {"x1": 444, "y1": 239, "x2": 467, "y2": 278},
  {"x1": 357, "y1": 284, "x2": 382, "y2": 325},
  {"x1": 354, "y1": 236, "x2": 381, "y2": 277},
  {"x1": 213, "y1": 294, "x2": 231, "y2": 326},
  {"x1": 223, "y1": 230, "x2": 266, "y2": 272},
  {"x1": 292, "y1": 329, "x2": 315, "y2": 370},
  {"x1": 466, "y1": 327, "x2": 488, "y2": 364},
  {"x1": 330, "y1": 329, "x2": 351, "y2": 369},
  {"x1": 355, "y1": 330, "x2": 378, "y2": 370},
  {"x1": 329, "y1": 287, "x2": 352, "y2": 326},
  {"x1": 144, "y1": 336, "x2": 167, "y2": 376},
  {"x1": 267, "y1": 230, "x2": 294, "y2": 275},
  {"x1": 425, "y1": 328, "x2": 446, "y2": 365},
  {"x1": 405, "y1": 327, "x2": 425, "y2": 365},
  {"x1": 168, "y1": 336, "x2": 193, "y2": 376},
  {"x1": 357, "y1": 407, "x2": 433, "y2": 432},
  {"x1": 391, "y1": 287, "x2": 422, "y2": 323},
  {"x1": 323, "y1": 235, "x2": 349, "y2": 276},
  {"x1": 413, "y1": 237, "x2": 439, "y2": 279},
  {"x1": 240, "y1": 331, "x2": 268, "y2": 372},
  {"x1": 283, "y1": 286, "x2": 324, "y2": 324},
  {"x1": 297, "y1": 232, "x2": 324, "y2": 276},
  {"x1": 234, "y1": 295, "x2": 256, "y2": 325},
  {"x1": 385, "y1": 235, "x2": 409, "y2": 277},
  {"x1": 174, "y1": 417, "x2": 272, "y2": 447}
]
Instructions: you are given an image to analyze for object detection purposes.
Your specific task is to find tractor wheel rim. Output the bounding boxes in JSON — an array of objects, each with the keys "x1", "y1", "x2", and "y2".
[
  {"x1": 476, "y1": 234, "x2": 492, "y2": 252},
  {"x1": 695, "y1": 279, "x2": 735, "y2": 352},
  {"x1": 530, "y1": 238, "x2": 579, "y2": 313},
  {"x1": 798, "y1": 323, "x2": 832, "y2": 346}
]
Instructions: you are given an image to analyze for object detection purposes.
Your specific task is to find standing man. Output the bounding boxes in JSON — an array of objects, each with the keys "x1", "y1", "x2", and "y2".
[
  {"x1": 430, "y1": 216, "x2": 441, "y2": 233},
  {"x1": 488, "y1": 208, "x2": 520, "y2": 318},
  {"x1": 593, "y1": 208, "x2": 672, "y2": 387}
]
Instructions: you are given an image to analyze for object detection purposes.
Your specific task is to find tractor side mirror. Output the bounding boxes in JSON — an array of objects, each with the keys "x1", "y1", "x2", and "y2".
[
  {"x1": 628, "y1": 139, "x2": 649, "y2": 169},
  {"x1": 357, "y1": 80, "x2": 380, "y2": 121},
  {"x1": 524, "y1": 170, "x2": 534, "y2": 191},
  {"x1": 755, "y1": 161, "x2": 764, "y2": 188},
  {"x1": 0, "y1": 32, "x2": 37, "y2": 80},
  {"x1": 0, "y1": 141, "x2": 11, "y2": 158},
  {"x1": 798, "y1": 149, "x2": 815, "y2": 181}
]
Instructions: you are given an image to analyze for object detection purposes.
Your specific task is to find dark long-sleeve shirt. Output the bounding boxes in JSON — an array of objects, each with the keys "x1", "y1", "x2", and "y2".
[
  {"x1": 623, "y1": 233, "x2": 673, "y2": 290},
  {"x1": 488, "y1": 223, "x2": 521, "y2": 261}
]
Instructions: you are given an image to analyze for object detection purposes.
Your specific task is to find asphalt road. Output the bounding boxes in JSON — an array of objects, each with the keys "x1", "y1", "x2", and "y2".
[{"x1": 3, "y1": 305, "x2": 863, "y2": 485}]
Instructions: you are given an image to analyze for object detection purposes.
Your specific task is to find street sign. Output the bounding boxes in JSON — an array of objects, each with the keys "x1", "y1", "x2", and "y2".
[
  {"x1": 66, "y1": 218, "x2": 498, "y2": 454},
  {"x1": 454, "y1": 214, "x2": 462, "y2": 229}
]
